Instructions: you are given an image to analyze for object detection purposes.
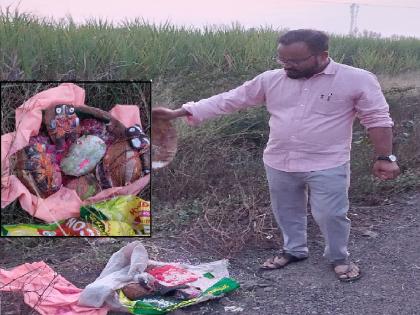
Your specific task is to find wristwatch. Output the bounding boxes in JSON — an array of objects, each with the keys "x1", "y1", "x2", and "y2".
[{"x1": 376, "y1": 154, "x2": 397, "y2": 162}]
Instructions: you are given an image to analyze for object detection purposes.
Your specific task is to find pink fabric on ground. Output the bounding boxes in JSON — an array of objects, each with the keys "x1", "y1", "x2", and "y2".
[
  {"x1": 0, "y1": 261, "x2": 108, "y2": 315},
  {"x1": 1, "y1": 84, "x2": 150, "y2": 223}
]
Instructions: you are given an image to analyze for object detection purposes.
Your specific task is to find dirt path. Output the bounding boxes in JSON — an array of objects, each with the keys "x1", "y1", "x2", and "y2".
[
  {"x1": 151, "y1": 193, "x2": 420, "y2": 315},
  {"x1": 1, "y1": 193, "x2": 419, "y2": 315}
]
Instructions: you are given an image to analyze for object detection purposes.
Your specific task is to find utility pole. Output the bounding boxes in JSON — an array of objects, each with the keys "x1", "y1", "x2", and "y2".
[{"x1": 349, "y1": 3, "x2": 360, "y2": 36}]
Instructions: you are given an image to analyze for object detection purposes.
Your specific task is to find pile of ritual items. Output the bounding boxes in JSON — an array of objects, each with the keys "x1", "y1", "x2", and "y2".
[
  {"x1": 1, "y1": 84, "x2": 151, "y2": 235},
  {"x1": 14, "y1": 104, "x2": 150, "y2": 201},
  {"x1": 0, "y1": 242, "x2": 240, "y2": 315}
]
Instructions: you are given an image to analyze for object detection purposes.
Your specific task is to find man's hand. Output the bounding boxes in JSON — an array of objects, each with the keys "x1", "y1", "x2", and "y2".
[
  {"x1": 372, "y1": 161, "x2": 400, "y2": 180},
  {"x1": 152, "y1": 107, "x2": 189, "y2": 120}
]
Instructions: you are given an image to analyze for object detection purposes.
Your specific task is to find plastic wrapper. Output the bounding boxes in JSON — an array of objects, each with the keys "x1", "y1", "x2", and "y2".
[
  {"x1": 80, "y1": 195, "x2": 150, "y2": 235},
  {"x1": 147, "y1": 265, "x2": 199, "y2": 286},
  {"x1": 118, "y1": 277, "x2": 240, "y2": 314},
  {"x1": 1, "y1": 217, "x2": 136, "y2": 236}
]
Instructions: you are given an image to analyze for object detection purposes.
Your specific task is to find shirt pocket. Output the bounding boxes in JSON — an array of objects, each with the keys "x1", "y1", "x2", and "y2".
[{"x1": 312, "y1": 98, "x2": 348, "y2": 115}]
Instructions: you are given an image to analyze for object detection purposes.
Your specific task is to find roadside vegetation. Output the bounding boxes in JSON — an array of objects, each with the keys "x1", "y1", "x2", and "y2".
[
  {"x1": 1, "y1": 9, "x2": 419, "y2": 254},
  {"x1": 1, "y1": 8, "x2": 420, "y2": 80}
]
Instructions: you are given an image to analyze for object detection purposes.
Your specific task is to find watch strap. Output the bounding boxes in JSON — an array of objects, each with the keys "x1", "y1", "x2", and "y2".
[{"x1": 376, "y1": 155, "x2": 397, "y2": 162}]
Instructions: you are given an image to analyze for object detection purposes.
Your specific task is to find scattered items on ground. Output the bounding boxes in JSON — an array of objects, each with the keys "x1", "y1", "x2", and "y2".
[
  {"x1": 79, "y1": 241, "x2": 240, "y2": 314},
  {"x1": 0, "y1": 242, "x2": 240, "y2": 314}
]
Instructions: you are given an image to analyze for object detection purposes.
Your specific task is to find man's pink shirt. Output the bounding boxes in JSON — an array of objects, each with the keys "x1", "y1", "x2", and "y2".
[{"x1": 182, "y1": 59, "x2": 393, "y2": 172}]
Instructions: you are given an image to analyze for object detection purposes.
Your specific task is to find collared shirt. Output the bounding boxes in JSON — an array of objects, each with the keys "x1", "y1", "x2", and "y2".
[{"x1": 181, "y1": 59, "x2": 393, "y2": 172}]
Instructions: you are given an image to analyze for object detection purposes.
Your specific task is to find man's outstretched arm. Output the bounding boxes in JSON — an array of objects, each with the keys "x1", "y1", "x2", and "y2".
[
  {"x1": 152, "y1": 72, "x2": 267, "y2": 126},
  {"x1": 152, "y1": 107, "x2": 190, "y2": 121}
]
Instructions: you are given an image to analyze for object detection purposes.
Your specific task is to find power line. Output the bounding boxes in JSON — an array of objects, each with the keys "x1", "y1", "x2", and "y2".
[
  {"x1": 349, "y1": 3, "x2": 360, "y2": 35},
  {"x1": 294, "y1": 0, "x2": 420, "y2": 9}
]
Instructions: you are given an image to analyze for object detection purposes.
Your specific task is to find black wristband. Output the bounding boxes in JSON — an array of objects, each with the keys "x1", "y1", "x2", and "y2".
[{"x1": 376, "y1": 154, "x2": 397, "y2": 162}]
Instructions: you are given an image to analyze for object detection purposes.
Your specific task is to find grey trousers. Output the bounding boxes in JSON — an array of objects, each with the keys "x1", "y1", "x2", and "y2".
[{"x1": 265, "y1": 162, "x2": 351, "y2": 265}]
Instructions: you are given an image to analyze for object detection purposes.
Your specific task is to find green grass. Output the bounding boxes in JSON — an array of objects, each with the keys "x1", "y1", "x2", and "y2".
[
  {"x1": 152, "y1": 83, "x2": 419, "y2": 244},
  {"x1": 1, "y1": 9, "x2": 419, "y2": 245},
  {"x1": 1, "y1": 8, "x2": 420, "y2": 80}
]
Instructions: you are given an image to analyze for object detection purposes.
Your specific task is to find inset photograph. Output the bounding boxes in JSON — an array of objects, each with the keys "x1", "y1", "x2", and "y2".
[{"x1": 1, "y1": 81, "x2": 151, "y2": 236}]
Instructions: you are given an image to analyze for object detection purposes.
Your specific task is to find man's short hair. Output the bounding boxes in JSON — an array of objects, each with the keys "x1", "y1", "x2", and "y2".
[{"x1": 278, "y1": 29, "x2": 329, "y2": 54}]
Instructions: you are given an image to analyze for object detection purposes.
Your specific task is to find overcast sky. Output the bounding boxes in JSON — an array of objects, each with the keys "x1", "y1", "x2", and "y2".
[{"x1": 2, "y1": 0, "x2": 420, "y2": 38}]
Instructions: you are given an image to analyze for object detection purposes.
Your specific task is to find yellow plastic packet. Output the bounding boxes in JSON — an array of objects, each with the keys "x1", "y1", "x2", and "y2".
[
  {"x1": 80, "y1": 195, "x2": 150, "y2": 235},
  {"x1": 1, "y1": 218, "x2": 136, "y2": 236},
  {"x1": 98, "y1": 220, "x2": 137, "y2": 236}
]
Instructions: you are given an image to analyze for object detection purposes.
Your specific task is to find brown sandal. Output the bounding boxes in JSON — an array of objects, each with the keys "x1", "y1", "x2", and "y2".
[
  {"x1": 333, "y1": 262, "x2": 362, "y2": 282},
  {"x1": 259, "y1": 253, "x2": 307, "y2": 271}
]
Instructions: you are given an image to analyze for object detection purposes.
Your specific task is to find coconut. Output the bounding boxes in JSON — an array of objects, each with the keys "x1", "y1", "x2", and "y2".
[
  {"x1": 15, "y1": 143, "x2": 62, "y2": 198},
  {"x1": 99, "y1": 141, "x2": 142, "y2": 187},
  {"x1": 122, "y1": 283, "x2": 153, "y2": 300},
  {"x1": 151, "y1": 117, "x2": 177, "y2": 169}
]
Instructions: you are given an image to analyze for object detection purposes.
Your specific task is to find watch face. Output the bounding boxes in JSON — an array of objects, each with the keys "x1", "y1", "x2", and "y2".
[{"x1": 389, "y1": 155, "x2": 397, "y2": 162}]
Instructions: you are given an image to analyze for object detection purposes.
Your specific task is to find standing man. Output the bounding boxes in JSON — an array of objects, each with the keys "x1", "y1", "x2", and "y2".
[{"x1": 153, "y1": 29, "x2": 400, "y2": 282}]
